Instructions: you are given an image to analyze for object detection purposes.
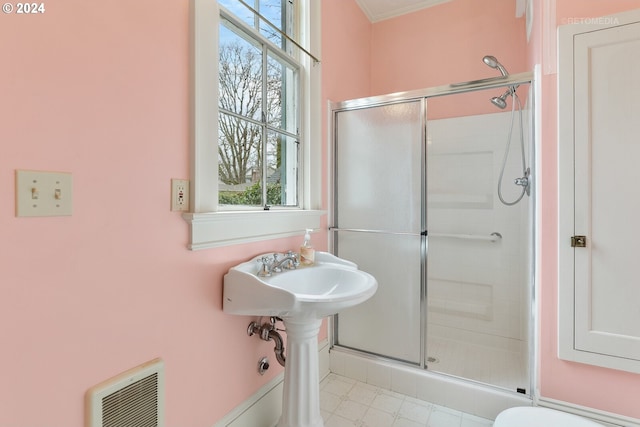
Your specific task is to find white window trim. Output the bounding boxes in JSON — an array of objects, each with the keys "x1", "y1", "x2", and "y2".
[{"x1": 186, "y1": 0, "x2": 324, "y2": 250}]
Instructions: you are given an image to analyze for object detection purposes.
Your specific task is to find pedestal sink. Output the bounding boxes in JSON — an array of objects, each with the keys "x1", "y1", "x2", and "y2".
[{"x1": 223, "y1": 251, "x2": 378, "y2": 427}]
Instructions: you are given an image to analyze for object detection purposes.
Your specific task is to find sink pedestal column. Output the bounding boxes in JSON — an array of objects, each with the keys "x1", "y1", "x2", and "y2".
[{"x1": 277, "y1": 318, "x2": 323, "y2": 427}]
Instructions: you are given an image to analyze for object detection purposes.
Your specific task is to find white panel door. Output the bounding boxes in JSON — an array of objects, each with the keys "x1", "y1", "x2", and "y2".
[
  {"x1": 559, "y1": 11, "x2": 640, "y2": 372},
  {"x1": 574, "y1": 21, "x2": 640, "y2": 361}
]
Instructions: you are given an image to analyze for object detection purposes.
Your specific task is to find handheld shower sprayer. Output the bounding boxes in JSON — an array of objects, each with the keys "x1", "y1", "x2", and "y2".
[
  {"x1": 482, "y1": 54, "x2": 531, "y2": 205},
  {"x1": 482, "y1": 55, "x2": 509, "y2": 77},
  {"x1": 483, "y1": 55, "x2": 518, "y2": 109}
]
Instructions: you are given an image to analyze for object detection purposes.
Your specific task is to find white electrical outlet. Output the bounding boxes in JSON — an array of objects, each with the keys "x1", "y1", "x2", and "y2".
[{"x1": 171, "y1": 179, "x2": 189, "y2": 212}]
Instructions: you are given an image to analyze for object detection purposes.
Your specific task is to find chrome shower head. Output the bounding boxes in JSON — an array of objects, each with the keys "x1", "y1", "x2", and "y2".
[
  {"x1": 490, "y1": 88, "x2": 511, "y2": 109},
  {"x1": 483, "y1": 55, "x2": 509, "y2": 77},
  {"x1": 491, "y1": 95, "x2": 508, "y2": 109}
]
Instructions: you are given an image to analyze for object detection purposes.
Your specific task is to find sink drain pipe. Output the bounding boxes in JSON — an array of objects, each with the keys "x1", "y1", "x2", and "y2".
[
  {"x1": 248, "y1": 319, "x2": 286, "y2": 367},
  {"x1": 267, "y1": 328, "x2": 286, "y2": 367}
]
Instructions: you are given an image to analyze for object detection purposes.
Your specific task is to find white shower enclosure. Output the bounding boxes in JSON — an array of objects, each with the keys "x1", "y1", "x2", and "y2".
[{"x1": 329, "y1": 76, "x2": 534, "y2": 394}]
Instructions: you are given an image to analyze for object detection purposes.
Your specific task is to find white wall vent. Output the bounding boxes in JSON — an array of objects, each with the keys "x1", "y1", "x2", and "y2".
[{"x1": 86, "y1": 358, "x2": 165, "y2": 427}]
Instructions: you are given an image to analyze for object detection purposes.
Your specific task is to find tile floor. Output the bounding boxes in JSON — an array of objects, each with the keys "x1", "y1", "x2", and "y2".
[{"x1": 320, "y1": 373, "x2": 494, "y2": 427}]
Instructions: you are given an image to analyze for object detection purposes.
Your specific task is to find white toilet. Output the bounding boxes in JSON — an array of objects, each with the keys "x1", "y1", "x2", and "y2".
[{"x1": 494, "y1": 407, "x2": 604, "y2": 427}]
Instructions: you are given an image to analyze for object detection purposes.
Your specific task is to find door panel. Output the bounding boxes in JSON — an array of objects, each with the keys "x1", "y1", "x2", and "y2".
[
  {"x1": 335, "y1": 101, "x2": 423, "y2": 234},
  {"x1": 560, "y1": 16, "x2": 640, "y2": 370},
  {"x1": 333, "y1": 100, "x2": 424, "y2": 364},
  {"x1": 574, "y1": 22, "x2": 640, "y2": 359},
  {"x1": 335, "y1": 231, "x2": 423, "y2": 363}
]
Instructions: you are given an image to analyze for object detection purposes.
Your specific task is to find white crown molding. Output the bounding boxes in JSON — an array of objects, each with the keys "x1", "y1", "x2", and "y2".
[{"x1": 355, "y1": 0, "x2": 451, "y2": 23}]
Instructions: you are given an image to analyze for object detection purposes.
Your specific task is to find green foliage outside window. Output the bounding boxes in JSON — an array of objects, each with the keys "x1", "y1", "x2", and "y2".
[{"x1": 219, "y1": 182, "x2": 283, "y2": 206}]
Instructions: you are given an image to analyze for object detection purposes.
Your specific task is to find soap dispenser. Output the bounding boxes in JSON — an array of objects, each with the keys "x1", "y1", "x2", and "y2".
[{"x1": 300, "y1": 229, "x2": 315, "y2": 266}]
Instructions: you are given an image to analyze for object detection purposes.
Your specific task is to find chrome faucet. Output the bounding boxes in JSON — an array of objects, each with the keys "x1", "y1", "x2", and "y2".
[
  {"x1": 271, "y1": 251, "x2": 300, "y2": 272},
  {"x1": 256, "y1": 251, "x2": 299, "y2": 277}
]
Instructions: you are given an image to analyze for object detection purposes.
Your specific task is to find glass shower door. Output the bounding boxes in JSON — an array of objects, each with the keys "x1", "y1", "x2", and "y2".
[
  {"x1": 332, "y1": 100, "x2": 425, "y2": 364},
  {"x1": 330, "y1": 81, "x2": 533, "y2": 394}
]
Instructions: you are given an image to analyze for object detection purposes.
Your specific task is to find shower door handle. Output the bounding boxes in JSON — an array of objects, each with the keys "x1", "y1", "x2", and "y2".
[{"x1": 571, "y1": 235, "x2": 587, "y2": 247}]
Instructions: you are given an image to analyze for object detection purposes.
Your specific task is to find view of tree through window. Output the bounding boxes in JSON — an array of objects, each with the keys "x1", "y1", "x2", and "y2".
[{"x1": 218, "y1": 1, "x2": 299, "y2": 208}]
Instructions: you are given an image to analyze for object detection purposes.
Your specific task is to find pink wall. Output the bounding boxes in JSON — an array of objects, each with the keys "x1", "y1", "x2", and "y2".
[
  {"x1": 321, "y1": 0, "x2": 372, "y2": 104},
  {"x1": 370, "y1": 0, "x2": 527, "y2": 96},
  {"x1": 0, "y1": 1, "x2": 327, "y2": 426},
  {"x1": 534, "y1": 0, "x2": 640, "y2": 419},
  {"x1": 3, "y1": 0, "x2": 638, "y2": 425},
  {"x1": 370, "y1": 0, "x2": 527, "y2": 119}
]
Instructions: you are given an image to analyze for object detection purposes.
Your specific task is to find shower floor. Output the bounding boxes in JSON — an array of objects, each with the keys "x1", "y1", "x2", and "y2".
[
  {"x1": 320, "y1": 373, "x2": 493, "y2": 427},
  {"x1": 426, "y1": 335, "x2": 528, "y2": 393}
]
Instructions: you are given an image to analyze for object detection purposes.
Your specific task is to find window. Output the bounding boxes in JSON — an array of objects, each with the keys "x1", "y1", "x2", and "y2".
[
  {"x1": 186, "y1": 0, "x2": 322, "y2": 250},
  {"x1": 218, "y1": 5, "x2": 299, "y2": 208}
]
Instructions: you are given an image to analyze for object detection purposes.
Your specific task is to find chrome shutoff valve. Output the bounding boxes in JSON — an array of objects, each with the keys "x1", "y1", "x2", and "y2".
[{"x1": 258, "y1": 357, "x2": 270, "y2": 375}]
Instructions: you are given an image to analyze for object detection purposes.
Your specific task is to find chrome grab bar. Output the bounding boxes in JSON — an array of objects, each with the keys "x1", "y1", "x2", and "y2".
[{"x1": 430, "y1": 232, "x2": 502, "y2": 242}]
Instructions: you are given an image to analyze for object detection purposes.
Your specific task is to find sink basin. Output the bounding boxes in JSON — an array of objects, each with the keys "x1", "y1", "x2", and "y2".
[{"x1": 223, "y1": 251, "x2": 377, "y2": 319}]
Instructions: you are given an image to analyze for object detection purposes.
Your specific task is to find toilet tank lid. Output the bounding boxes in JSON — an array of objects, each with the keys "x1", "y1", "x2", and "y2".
[{"x1": 494, "y1": 407, "x2": 604, "y2": 427}]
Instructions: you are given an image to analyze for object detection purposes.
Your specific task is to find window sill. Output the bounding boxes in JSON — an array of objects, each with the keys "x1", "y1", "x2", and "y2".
[{"x1": 182, "y1": 210, "x2": 325, "y2": 250}]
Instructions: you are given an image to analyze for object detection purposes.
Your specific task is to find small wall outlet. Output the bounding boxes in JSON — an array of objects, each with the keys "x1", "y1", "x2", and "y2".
[{"x1": 171, "y1": 179, "x2": 189, "y2": 212}]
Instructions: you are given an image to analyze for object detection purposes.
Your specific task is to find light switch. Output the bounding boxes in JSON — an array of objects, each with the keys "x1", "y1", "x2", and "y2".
[{"x1": 16, "y1": 170, "x2": 73, "y2": 217}]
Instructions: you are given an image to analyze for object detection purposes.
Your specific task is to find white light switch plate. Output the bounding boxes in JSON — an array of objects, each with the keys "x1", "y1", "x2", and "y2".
[{"x1": 16, "y1": 170, "x2": 73, "y2": 217}]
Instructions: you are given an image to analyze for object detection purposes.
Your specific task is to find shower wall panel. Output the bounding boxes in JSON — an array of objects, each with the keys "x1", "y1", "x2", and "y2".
[{"x1": 426, "y1": 112, "x2": 530, "y2": 369}]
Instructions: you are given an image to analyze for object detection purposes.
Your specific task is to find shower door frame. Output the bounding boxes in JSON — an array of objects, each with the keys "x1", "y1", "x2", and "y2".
[{"x1": 329, "y1": 71, "x2": 535, "y2": 391}]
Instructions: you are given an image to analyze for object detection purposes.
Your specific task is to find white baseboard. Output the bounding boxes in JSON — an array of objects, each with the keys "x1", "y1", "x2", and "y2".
[
  {"x1": 537, "y1": 397, "x2": 640, "y2": 427},
  {"x1": 214, "y1": 339, "x2": 330, "y2": 427}
]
